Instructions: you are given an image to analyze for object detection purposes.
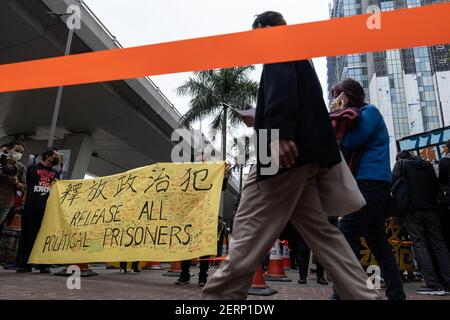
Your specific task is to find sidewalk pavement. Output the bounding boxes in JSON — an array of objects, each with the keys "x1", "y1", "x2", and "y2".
[{"x1": 0, "y1": 264, "x2": 449, "y2": 300}]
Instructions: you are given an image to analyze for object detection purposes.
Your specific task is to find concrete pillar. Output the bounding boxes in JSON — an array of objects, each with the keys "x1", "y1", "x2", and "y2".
[
  {"x1": 60, "y1": 134, "x2": 95, "y2": 180},
  {"x1": 0, "y1": 137, "x2": 10, "y2": 147},
  {"x1": 21, "y1": 140, "x2": 53, "y2": 167}
]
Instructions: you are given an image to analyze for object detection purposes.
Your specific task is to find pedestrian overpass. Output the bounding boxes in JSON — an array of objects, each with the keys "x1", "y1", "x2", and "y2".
[{"x1": 0, "y1": 0, "x2": 239, "y2": 219}]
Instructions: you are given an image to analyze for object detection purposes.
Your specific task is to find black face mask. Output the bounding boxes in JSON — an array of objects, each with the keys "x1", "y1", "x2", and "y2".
[{"x1": 51, "y1": 158, "x2": 60, "y2": 166}]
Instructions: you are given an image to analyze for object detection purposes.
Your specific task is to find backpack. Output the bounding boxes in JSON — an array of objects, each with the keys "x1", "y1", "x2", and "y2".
[
  {"x1": 437, "y1": 156, "x2": 450, "y2": 206},
  {"x1": 391, "y1": 160, "x2": 409, "y2": 216}
]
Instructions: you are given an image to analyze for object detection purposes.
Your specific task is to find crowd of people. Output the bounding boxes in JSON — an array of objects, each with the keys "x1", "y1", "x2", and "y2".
[
  {"x1": 0, "y1": 144, "x2": 61, "y2": 273},
  {"x1": 1, "y1": 10, "x2": 450, "y2": 300},
  {"x1": 201, "y1": 11, "x2": 450, "y2": 300}
]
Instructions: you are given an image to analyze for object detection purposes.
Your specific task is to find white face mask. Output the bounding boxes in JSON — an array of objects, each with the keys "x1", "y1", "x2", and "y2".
[{"x1": 11, "y1": 152, "x2": 22, "y2": 161}]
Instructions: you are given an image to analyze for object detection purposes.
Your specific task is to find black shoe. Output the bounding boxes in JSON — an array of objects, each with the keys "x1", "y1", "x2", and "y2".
[
  {"x1": 175, "y1": 278, "x2": 190, "y2": 285},
  {"x1": 298, "y1": 278, "x2": 307, "y2": 284},
  {"x1": 16, "y1": 266, "x2": 32, "y2": 273},
  {"x1": 40, "y1": 267, "x2": 51, "y2": 274},
  {"x1": 416, "y1": 286, "x2": 445, "y2": 296},
  {"x1": 3, "y1": 263, "x2": 19, "y2": 270},
  {"x1": 317, "y1": 277, "x2": 329, "y2": 285},
  {"x1": 198, "y1": 278, "x2": 207, "y2": 286},
  {"x1": 330, "y1": 291, "x2": 341, "y2": 300},
  {"x1": 131, "y1": 262, "x2": 139, "y2": 273},
  {"x1": 119, "y1": 268, "x2": 127, "y2": 274}
]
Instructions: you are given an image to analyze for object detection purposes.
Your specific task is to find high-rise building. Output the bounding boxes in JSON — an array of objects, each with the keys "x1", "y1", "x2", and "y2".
[{"x1": 327, "y1": 0, "x2": 450, "y2": 164}]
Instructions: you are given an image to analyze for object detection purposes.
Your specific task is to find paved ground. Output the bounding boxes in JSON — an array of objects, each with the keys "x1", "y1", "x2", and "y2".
[{"x1": 0, "y1": 264, "x2": 449, "y2": 300}]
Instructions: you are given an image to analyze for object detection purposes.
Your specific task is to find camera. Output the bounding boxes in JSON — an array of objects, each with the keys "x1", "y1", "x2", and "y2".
[{"x1": 0, "y1": 153, "x2": 18, "y2": 177}]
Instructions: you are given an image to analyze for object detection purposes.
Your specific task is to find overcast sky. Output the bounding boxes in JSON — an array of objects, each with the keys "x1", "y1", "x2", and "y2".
[{"x1": 83, "y1": 0, "x2": 333, "y2": 119}]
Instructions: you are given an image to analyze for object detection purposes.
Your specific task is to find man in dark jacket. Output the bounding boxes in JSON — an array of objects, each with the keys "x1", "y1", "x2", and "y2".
[
  {"x1": 394, "y1": 151, "x2": 450, "y2": 295},
  {"x1": 254, "y1": 52, "x2": 340, "y2": 181},
  {"x1": 202, "y1": 11, "x2": 379, "y2": 300},
  {"x1": 439, "y1": 140, "x2": 450, "y2": 188},
  {"x1": 438, "y1": 140, "x2": 450, "y2": 251},
  {"x1": 17, "y1": 148, "x2": 60, "y2": 274}
]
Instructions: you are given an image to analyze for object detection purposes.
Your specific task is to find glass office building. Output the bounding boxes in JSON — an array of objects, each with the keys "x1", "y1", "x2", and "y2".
[{"x1": 327, "y1": 0, "x2": 450, "y2": 164}]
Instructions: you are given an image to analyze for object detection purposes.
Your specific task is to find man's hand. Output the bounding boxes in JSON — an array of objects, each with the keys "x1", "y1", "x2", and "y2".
[
  {"x1": 270, "y1": 139, "x2": 299, "y2": 170},
  {"x1": 240, "y1": 115, "x2": 255, "y2": 128},
  {"x1": 9, "y1": 176, "x2": 18, "y2": 186}
]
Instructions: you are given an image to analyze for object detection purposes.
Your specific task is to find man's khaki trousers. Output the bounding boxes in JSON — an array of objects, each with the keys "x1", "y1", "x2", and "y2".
[{"x1": 202, "y1": 163, "x2": 380, "y2": 300}]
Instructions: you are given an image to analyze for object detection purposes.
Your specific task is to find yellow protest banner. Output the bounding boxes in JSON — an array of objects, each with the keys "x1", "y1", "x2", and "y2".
[{"x1": 29, "y1": 162, "x2": 225, "y2": 264}]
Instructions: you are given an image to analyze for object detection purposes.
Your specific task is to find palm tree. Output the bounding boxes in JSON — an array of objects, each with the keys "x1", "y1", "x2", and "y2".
[{"x1": 177, "y1": 66, "x2": 258, "y2": 161}]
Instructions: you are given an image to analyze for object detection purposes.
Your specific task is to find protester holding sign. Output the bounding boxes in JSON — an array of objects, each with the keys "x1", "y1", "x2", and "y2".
[
  {"x1": 176, "y1": 166, "x2": 230, "y2": 286},
  {"x1": 26, "y1": 162, "x2": 224, "y2": 264},
  {"x1": 1, "y1": 141, "x2": 27, "y2": 271},
  {"x1": 17, "y1": 148, "x2": 60, "y2": 273},
  {"x1": 0, "y1": 141, "x2": 26, "y2": 230}
]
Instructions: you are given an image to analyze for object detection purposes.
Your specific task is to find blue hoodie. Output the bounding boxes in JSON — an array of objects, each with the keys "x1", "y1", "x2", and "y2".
[{"x1": 341, "y1": 104, "x2": 391, "y2": 183}]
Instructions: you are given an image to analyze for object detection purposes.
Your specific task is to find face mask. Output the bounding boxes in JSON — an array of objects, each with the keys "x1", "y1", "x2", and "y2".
[
  {"x1": 51, "y1": 158, "x2": 60, "y2": 166},
  {"x1": 11, "y1": 152, "x2": 22, "y2": 161}
]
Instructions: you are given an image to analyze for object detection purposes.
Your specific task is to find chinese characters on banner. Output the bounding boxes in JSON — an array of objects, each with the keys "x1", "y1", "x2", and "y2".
[
  {"x1": 29, "y1": 162, "x2": 225, "y2": 264},
  {"x1": 359, "y1": 217, "x2": 414, "y2": 272}
]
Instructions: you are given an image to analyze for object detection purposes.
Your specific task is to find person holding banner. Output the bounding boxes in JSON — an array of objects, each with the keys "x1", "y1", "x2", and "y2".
[
  {"x1": 176, "y1": 167, "x2": 231, "y2": 286},
  {"x1": 202, "y1": 12, "x2": 380, "y2": 300},
  {"x1": 17, "y1": 148, "x2": 60, "y2": 274},
  {"x1": 0, "y1": 141, "x2": 27, "y2": 230},
  {"x1": 1, "y1": 140, "x2": 27, "y2": 271}
]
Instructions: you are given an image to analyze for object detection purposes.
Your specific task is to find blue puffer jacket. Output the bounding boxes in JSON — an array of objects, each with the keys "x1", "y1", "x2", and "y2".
[{"x1": 341, "y1": 104, "x2": 391, "y2": 183}]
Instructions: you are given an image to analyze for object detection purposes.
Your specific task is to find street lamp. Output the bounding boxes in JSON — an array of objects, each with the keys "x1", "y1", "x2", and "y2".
[{"x1": 46, "y1": 11, "x2": 76, "y2": 148}]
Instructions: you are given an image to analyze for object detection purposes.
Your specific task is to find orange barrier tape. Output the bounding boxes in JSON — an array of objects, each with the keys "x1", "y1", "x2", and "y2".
[
  {"x1": 197, "y1": 257, "x2": 227, "y2": 261},
  {"x1": 390, "y1": 240, "x2": 413, "y2": 246},
  {"x1": 0, "y1": 3, "x2": 449, "y2": 93}
]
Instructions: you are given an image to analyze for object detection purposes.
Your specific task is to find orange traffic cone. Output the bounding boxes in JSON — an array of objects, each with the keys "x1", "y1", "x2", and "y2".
[
  {"x1": 265, "y1": 239, "x2": 291, "y2": 282},
  {"x1": 5, "y1": 212, "x2": 21, "y2": 231},
  {"x1": 162, "y1": 261, "x2": 182, "y2": 277},
  {"x1": 54, "y1": 263, "x2": 98, "y2": 277},
  {"x1": 281, "y1": 241, "x2": 291, "y2": 270},
  {"x1": 143, "y1": 261, "x2": 164, "y2": 270},
  {"x1": 248, "y1": 265, "x2": 278, "y2": 296}
]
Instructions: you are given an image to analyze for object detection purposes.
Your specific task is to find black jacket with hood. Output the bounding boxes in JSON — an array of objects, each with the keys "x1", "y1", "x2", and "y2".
[
  {"x1": 392, "y1": 157, "x2": 439, "y2": 211},
  {"x1": 439, "y1": 154, "x2": 450, "y2": 186}
]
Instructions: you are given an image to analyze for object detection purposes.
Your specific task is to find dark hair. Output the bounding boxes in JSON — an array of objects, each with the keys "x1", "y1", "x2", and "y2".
[
  {"x1": 332, "y1": 78, "x2": 366, "y2": 109},
  {"x1": 42, "y1": 148, "x2": 58, "y2": 161},
  {"x1": 396, "y1": 150, "x2": 412, "y2": 161},
  {"x1": 252, "y1": 11, "x2": 286, "y2": 29},
  {"x1": 0, "y1": 144, "x2": 8, "y2": 149},
  {"x1": 446, "y1": 140, "x2": 450, "y2": 149},
  {"x1": 7, "y1": 140, "x2": 25, "y2": 149}
]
